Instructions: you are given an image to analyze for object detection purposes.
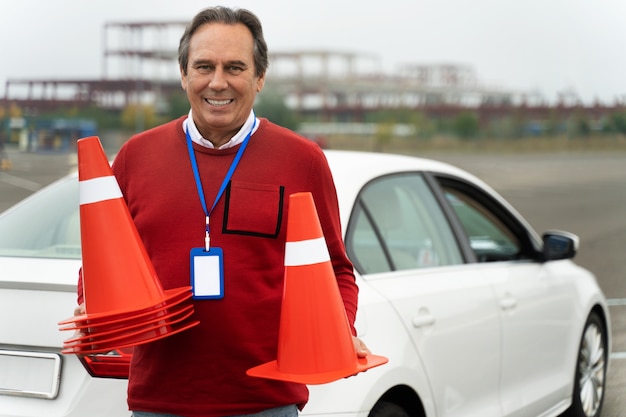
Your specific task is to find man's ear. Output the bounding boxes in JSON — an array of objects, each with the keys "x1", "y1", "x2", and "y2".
[
  {"x1": 180, "y1": 66, "x2": 188, "y2": 91},
  {"x1": 256, "y1": 73, "x2": 266, "y2": 93}
]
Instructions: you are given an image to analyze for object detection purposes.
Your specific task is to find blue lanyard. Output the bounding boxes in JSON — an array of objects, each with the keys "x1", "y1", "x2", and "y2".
[{"x1": 185, "y1": 116, "x2": 257, "y2": 250}]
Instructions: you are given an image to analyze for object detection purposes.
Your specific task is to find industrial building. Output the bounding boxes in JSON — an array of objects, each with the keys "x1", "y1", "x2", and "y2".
[{"x1": 1, "y1": 21, "x2": 623, "y2": 134}]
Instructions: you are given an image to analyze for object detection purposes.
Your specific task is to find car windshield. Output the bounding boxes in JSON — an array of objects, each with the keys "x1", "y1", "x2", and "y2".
[{"x1": 0, "y1": 175, "x2": 81, "y2": 259}]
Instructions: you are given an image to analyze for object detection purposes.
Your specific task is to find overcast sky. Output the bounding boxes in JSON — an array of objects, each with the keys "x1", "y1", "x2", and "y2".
[{"x1": 1, "y1": 0, "x2": 624, "y2": 105}]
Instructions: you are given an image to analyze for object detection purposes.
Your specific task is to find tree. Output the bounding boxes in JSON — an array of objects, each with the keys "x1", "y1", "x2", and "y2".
[
  {"x1": 120, "y1": 104, "x2": 159, "y2": 132},
  {"x1": 452, "y1": 111, "x2": 479, "y2": 139},
  {"x1": 609, "y1": 111, "x2": 626, "y2": 134},
  {"x1": 166, "y1": 91, "x2": 190, "y2": 120},
  {"x1": 374, "y1": 122, "x2": 394, "y2": 152},
  {"x1": 254, "y1": 89, "x2": 299, "y2": 130}
]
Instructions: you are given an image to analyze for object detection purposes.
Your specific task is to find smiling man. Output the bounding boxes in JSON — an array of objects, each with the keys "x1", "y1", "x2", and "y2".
[
  {"x1": 77, "y1": 6, "x2": 368, "y2": 417},
  {"x1": 179, "y1": 17, "x2": 265, "y2": 148}
]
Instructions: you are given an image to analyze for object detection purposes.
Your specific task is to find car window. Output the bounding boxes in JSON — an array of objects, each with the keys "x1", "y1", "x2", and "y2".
[
  {"x1": 346, "y1": 173, "x2": 463, "y2": 274},
  {"x1": 0, "y1": 175, "x2": 81, "y2": 259},
  {"x1": 441, "y1": 183, "x2": 523, "y2": 262}
]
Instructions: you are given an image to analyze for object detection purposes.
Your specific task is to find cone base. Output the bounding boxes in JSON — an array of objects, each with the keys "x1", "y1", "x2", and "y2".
[
  {"x1": 60, "y1": 303, "x2": 192, "y2": 334},
  {"x1": 62, "y1": 312, "x2": 194, "y2": 350},
  {"x1": 246, "y1": 354, "x2": 389, "y2": 385},
  {"x1": 59, "y1": 288, "x2": 192, "y2": 331},
  {"x1": 58, "y1": 286, "x2": 192, "y2": 326},
  {"x1": 62, "y1": 319, "x2": 200, "y2": 355},
  {"x1": 63, "y1": 304, "x2": 194, "y2": 344}
]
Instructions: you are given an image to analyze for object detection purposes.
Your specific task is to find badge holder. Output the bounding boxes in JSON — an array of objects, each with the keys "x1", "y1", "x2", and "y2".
[{"x1": 190, "y1": 247, "x2": 224, "y2": 299}]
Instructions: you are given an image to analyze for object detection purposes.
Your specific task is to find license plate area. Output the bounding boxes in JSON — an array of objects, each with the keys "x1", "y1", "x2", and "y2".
[{"x1": 0, "y1": 350, "x2": 62, "y2": 399}]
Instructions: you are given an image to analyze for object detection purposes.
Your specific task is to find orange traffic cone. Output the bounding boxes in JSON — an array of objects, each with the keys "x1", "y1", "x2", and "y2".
[
  {"x1": 58, "y1": 136, "x2": 198, "y2": 354},
  {"x1": 247, "y1": 192, "x2": 388, "y2": 384}
]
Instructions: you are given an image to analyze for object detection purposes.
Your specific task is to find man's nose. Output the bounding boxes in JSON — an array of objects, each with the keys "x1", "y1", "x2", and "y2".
[{"x1": 209, "y1": 67, "x2": 228, "y2": 90}]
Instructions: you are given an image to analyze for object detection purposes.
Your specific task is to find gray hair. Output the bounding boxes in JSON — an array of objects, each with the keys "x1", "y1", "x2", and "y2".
[{"x1": 178, "y1": 6, "x2": 269, "y2": 78}]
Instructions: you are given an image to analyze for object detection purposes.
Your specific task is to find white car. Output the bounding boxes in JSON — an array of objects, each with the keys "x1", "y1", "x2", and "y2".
[{"x1": 0, "y1": 150, "x2": 610, "y2": 417}]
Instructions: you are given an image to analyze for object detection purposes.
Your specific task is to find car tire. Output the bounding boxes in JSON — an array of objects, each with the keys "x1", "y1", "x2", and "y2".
[
  {"x1": 562, "y1": 311, "x2": 607, "y2": 417},
  {"x1": 368, "y1": 401, "x2": 411, "y2": 417}
]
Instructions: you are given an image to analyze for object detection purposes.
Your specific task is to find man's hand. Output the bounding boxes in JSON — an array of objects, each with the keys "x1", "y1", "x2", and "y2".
[
  {"x1": 74, "y1": 303, "x2": 86, "y2": 317},
  {"x1": 353, "y1": 336, "x2": 371, "y2": 358},
  {"x1": 71, "y1": 303, "x2": 87, "y2": 341}
]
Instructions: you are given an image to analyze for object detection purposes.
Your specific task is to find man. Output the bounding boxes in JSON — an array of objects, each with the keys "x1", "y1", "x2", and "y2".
[{"x1": 76, "y1": 6, "x2": 368, "y2": 417}]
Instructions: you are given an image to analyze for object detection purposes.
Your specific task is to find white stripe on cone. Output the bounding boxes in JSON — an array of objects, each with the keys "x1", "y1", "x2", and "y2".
[
  {"x1": 79, "y1": 176, "x2": 123, "y2": 205},
  {"x1": 284, "y1": 237, "x2": 330, "y2": 266}
]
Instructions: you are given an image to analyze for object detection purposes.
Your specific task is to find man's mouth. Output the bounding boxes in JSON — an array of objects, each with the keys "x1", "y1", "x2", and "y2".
[{"x1": 205, "y1": 98, "x2": 233, "y2": 107}]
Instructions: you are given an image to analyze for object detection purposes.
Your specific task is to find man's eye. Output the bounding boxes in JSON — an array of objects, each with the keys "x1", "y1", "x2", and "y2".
[{"x1": 227, "y1": 66, "x2": 244, "y2": 74}]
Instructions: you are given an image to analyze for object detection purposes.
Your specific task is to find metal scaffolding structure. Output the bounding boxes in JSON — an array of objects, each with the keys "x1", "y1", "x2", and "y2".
[{"x1": 2, "y1": 21, "x2": 623, "y2": 122}]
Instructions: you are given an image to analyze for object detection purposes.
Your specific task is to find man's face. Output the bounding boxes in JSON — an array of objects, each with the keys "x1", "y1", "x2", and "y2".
[{"x1": 181, "y1": 22, "x2": 265, "y2": 145}]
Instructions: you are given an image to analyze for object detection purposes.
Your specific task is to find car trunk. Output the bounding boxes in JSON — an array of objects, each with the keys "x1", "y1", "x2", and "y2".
[
  {"x1": 0, "y1": 256, "x2": 131, "y2": 417},
  {"x1": 0, "y1": 257, "x2": 79, "y2": 345}
]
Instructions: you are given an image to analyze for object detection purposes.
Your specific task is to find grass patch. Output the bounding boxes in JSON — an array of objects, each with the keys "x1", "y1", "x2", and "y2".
[{"x1": 326, "y1": 134, "x2": 626, "y2": 155}]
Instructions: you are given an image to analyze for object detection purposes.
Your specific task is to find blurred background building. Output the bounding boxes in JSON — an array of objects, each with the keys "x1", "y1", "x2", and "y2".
[{"x1": 1, "y1": 21, "x2": 624, "y2": 151}]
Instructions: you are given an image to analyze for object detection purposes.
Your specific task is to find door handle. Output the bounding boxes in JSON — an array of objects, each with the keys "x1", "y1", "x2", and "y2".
[{"x1": 412, "y1": 312, "x2": 436, "y2": 328}]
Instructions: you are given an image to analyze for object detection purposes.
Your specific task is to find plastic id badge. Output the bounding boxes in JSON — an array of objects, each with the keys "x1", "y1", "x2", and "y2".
[{"x1": 190, "y1": 247, "x2": 224, "y2": 299}]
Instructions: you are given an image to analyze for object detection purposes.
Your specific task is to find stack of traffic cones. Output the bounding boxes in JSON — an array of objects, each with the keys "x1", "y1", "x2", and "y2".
[
  {"x1": 247, "y1": 192, "x2": 388, "y2": 384},
  {"x1": 58, "y1": 136, "x2": 198, "y2": 355}
]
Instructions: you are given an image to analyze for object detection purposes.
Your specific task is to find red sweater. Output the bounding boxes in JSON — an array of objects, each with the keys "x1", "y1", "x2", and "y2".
[{"x1": 108, "y1": 117, "x2": 357, "y2": 416}]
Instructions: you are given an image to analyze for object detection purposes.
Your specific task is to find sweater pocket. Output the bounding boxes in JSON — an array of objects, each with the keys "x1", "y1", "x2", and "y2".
[{"x1": 223, "y1": 181, "x2": 284, "y2": 238}]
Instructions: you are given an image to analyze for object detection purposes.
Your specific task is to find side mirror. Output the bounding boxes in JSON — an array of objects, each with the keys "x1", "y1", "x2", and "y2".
[{"x1": 542, "y1": 230, "x2": 579, "y2": 261}]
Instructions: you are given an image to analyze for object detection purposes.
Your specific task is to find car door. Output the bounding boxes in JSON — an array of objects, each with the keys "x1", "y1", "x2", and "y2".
[
  {"x1": 437, "y1": 177, "x2": 578, "y2": 417},
  {"x1": 345, "y1": 173, "x2": 503, "y2": 417}
]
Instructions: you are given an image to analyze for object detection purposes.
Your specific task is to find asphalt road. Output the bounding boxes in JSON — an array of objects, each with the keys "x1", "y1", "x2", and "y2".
[
  {"x1": 0, "y1": 148, "x2": 79, "y2": 212},
  {"x1": 1, "y1": 147, "x2": 625, "y2": 416}
]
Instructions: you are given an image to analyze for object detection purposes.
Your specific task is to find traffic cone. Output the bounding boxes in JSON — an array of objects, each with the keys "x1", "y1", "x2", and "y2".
[
  {"x1": 62, "y1": 305, "x2": 195, "y2": 351},
  {"x1": 58, "y1": 136, "x2": 198, "y2": 354},
  {"x1": 61, "y1": 304, "x2": 193, "y2": 341},
  {"x1": 59, "y1": 286, "x2": 192, "y2": 329},
  {"x1": 246, "y1": 192, "x2": 388, "y2": 384},
  {"x1": 61, "y1": 319, "x2": 199, "y2": 355}
]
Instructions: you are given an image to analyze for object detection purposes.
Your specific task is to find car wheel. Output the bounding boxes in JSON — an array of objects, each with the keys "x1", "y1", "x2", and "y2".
[
  {"x1": 368, "y1": 401, "x2": 411, "y2": 417},
  {"x1": 563, "y1": 311, "x2": 607, "y2": 417}
]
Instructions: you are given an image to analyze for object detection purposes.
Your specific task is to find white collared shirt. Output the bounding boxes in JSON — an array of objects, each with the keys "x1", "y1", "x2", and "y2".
[{"x1": 182, "y1": 109, "x2": 259, "y2": 149}]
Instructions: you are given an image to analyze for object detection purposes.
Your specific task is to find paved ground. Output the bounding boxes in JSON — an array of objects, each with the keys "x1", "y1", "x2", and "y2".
[
  {"x1": 2, "y1": 146, "x2": 625, "y2": 416},
  {"x1": 0, "y1": 148, "x2": 78, "y2": 213}
]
